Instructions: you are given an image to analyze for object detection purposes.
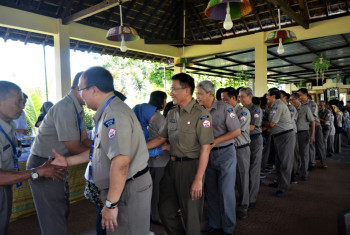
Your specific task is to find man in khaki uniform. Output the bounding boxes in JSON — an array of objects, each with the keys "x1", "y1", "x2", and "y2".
[
  {"x1": 290, "y1": 93, "x2": 315, "y2": 181},
  {"x1": 318, "y1": 101, "x2": 331, "y2": 147},
  {"x1": 239, "y1": 87, "x2": 263, "y2": 211},
  {"x1": 27, "y1": 72, "x2": 92, "y2": 235},
  {"x1": 0, "y1": 81, "x2": 65, "y2": 235},
  {"x1": 263, "y1": 88, "x2": 295, "y2": 197},
  {"x1": 196, "y1": 81, "x2": 241, "y2": 235},
  {"x1": 222, "y1": 87, "x2": 251, "y2": 220},
  {"x1": 147, "y1": 73, "x2": 214, "y2": 235},
  {"x1": 53, "y1": 67, "x2": 152, "y2": 235}
]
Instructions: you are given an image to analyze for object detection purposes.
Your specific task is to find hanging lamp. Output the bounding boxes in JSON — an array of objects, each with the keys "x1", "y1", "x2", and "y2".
[
  {"x1": 106, "y1": 3, "x2": 139, "y2": 52},
  {"x1": 205, "y1": 0, "x2": 252, "y2": 30},
  {"x1": 265, "y1": 9, "x2": 297, "y2": 54}
]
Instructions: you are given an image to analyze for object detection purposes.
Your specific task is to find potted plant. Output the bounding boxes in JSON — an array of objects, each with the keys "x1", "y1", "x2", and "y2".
[{"x1": 312, "y1": 55, "x2": 330, "y2": 86}]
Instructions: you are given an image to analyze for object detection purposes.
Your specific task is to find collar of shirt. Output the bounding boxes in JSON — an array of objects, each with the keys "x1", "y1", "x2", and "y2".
[
  {"x1": 0, "y1": 118, "x2": 15, "y2": 135},
  {"x1": 209, "y1": 100, "x2": 218, "y2": 112},
  {"x1": 93, "y1": 94, "x2": 120, "y2": 123},
  {"x1": 68, "y1": 90, "x2": 84, "y2": 115},
  {"x1": 180, "y1": 98, "x2": 196, "y2": 114},
  {"x1": 247, "y1": 102, "x2": 254, "y2": 110}
]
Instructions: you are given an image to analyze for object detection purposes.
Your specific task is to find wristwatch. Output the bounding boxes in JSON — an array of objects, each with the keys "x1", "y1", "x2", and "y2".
[
  {"x1": 30, "y1": 168, "x2": 39, "y2": 180},
  {"x1": 105, "y1": 199, "x2": 119, "y2": 209}
]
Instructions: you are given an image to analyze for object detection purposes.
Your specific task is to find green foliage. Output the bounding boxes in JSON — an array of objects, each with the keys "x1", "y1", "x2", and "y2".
[
  {"x1": 24, "y1": 88, "x2": 43, "y2": 135},
  {"x1": 84, "y1": 106, "x2": 94, "y2": 131}
]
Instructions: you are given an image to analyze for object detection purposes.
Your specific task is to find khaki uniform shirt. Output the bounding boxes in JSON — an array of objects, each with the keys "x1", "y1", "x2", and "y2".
[
  {"x1": 247, "y1": 103, "x2": 262, "y2": 135},
  {"x1": 319, "y1": 108, "x2": 331, "y2": 127},
  {"x1": 209, "y1": 100, "x2": 240, "y2": 147},
  {"x1": 31, "y1": 91, "x2": 86, "y2": 158},
  {"x1": 269, "y1": 99, "x2": 294, "y2": 135},
  {"x1": 296, "y1": 103, "x2": 315, "y2": 131},
  {"x1": 288, "y1": 104, "x2": 298, "y2": 133},
  {"x1": 305, "y1": 100, "x2": 320, "y2": 124},
  {"x1": 148, "y1": 111, "x2": 170, "y2": 167},
  {"x1": 91, "y1": 95, "x2": 149, "y2": 190},
  {"x1": 0, "y1": 118, "x2": 17, "y2": 171},
  {"x1": 233, "y1": 105, "x2": 251, "y2": 147},
  {"x1": 159, "y1": 99, "x2": 214, "y2": 159}
]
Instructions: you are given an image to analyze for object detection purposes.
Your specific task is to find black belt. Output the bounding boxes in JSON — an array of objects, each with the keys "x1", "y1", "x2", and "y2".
[
  {"x1": 170, "y1": 156, "x2": 197, "y2": 162},
  {"x1": 236, "y1": 143, "x2": 250, "y2": 149},
  {"x1": 212, "y1": 143, "x2": 233, "y2": 151},
  {"x1": 273, "y1": 129, "x2": 293, "y2": 137},
  {"x1": 126, "y1": 166, "x2": 149, "y2": 183},
  {"x1": 297, "y1": 130, "x2": 308, "y2": 134},
  {"x1": 250, "y1": 133, "x2": 262, "y2": 139}
]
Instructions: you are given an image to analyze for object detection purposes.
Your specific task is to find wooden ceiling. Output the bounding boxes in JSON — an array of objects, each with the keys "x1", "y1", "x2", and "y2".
[{"x1": 0, "y1": 0, "x2": 349, "y2": 82}]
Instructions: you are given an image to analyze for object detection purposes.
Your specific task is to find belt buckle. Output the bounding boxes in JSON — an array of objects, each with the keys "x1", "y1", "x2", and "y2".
[{"x1": 171, "y1": 156, "x2": 176, "y2": 161}]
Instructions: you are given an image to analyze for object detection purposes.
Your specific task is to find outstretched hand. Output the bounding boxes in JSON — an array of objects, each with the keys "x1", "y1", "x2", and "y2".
[
  {"x1": 36, "y1": 157, "x2": 67, "y2": 181},
  {"x1": 51, "y1": 149, "x2": 68, "y2": 167}
]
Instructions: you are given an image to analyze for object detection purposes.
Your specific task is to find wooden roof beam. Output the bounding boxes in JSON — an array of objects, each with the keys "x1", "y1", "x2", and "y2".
[
  {"x1": 62, "y1": 0, "x2": 131, "y2": 25},
  {"x1": 190, "y1": 3, "x2": 212, "y2": 40},
  {"x1": 250, "y1": 0, "x2": 263, "y2": 30},
  {"x1": 267, "y1": 0, "x2": 309, "y2": 29},
  {"x1": 24, "y1": 32, "x2": 31, "y2": 45}
]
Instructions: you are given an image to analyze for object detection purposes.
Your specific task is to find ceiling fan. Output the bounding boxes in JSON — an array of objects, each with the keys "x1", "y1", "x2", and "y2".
[{"x1": 144, "y1": 0, "x2": 222, "y2": 46}]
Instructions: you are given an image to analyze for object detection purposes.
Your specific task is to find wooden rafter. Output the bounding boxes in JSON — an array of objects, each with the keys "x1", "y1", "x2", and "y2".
[
  {"x1": 37, "y1": 0, "x2": 44, "y2": 10},
  {"x1": 190, "y1": 3, "x2": 212, "y2": 40},
  {"x1": 4, "y1": 28, "x2": 10, "y2": 42},
  {"x1": 24, "y1": 32, "x2": 31, "y2": 45},
  {"x1": 56, "y1": 0, "x2": 66, "y2": 17},
  {"x1": 250, "y1": 0, "x2": 263, "y2": 30},
  {"x1": 267, "y1": 0, "x2": 309, "y2": 29},
  {"x1": 62, "y1": 0, "x2": 131, "y2": 25},
  {"x1": 138, "y1": 0, "x2": 164, "y2": 35}
]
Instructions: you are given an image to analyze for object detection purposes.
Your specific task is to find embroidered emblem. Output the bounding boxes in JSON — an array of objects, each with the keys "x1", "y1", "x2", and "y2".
[
  {"x1": 273, "y1": 107, "x2": 278, "y2": 110},
  {"x1": 240, "y1": 116, "x2": 247, "y2": 122},
  {"x1": 108, "y1": 128, "x2": 116, "y2": 139},
  {"x1": 254, "y1": 113, "x2": 260, "y2": 119},
  {"x1": 227, "y1": 108, "x2": 234, "y2": 113},
  {"x1": 104, "y1": 118, "x2": 115, "y2": 128},
  {"x1": 255, "y1": 110, "x2": 261, "y2": 113},
  {"x1": 241, "y1": 112, "x2": 247, "y2": 116},
  {"x1": 230, "y1": 112, "x2": 236, "y2": 119},
  {"x1": 202, "y1": 120, "x2": 211, "y2": 128},
  {"x1": 200, "y1": 115, "x2": 210, "y2": 120},
  {"x1": 170, "y1": 119, "x2": 177, "y2": 123}
]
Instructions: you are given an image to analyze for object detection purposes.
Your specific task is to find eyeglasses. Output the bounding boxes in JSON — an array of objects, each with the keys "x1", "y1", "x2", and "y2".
[
  {"x1": 78, "y1": 87, "x2": 90, "y2": 94},
  {"x1": 170, "y1": 87, "x2": 186, "y2": 93}
]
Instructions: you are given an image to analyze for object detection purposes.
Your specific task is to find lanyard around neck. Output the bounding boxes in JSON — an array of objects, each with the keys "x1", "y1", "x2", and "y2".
[
  {"x1": 0, "y1": 124, "x2": 22, "y2": 187},
  {"x1": 89, "y1": 96, "x2": 116, "y2": 160}
]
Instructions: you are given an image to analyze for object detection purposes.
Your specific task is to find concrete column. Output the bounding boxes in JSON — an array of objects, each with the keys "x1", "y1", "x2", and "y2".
[
  {"x1": 173, "y1": 57, "x2": 182, "y2": 74},
  {"x1": 54, "y1": 19, "x2": 71, "y2": 101},
  {"x1": 254, "y1": 33, "x2": 268, "y2": 97}
]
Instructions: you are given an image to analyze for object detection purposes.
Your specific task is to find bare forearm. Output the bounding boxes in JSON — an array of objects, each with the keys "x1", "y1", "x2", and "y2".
[
  {"x1": 310, "y1": 121, "x2": 315, "y2": 138},
  {"x1": 194, "y1": 145, "x2": 211, "y2": 181},
  {"x1": 214, "y1": 129, "x2": 241, "y2": 145},
  {"x1": 66, "y1": 150, "x2": 90, "y2": 166},
  {"x1": 0, "y1": 170, "x2": 31, "y2": 185},
  {"x1": 147, "y1": 136, "x2": 167, "y2": 149},
  {"x1": 107, "y1": 155, "x2": 130, "y2": 202}
]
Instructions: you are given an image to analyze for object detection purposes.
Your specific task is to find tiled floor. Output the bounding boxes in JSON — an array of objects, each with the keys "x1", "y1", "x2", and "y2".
[{"x1": 9, "y1": 146, "x2": 350, "y2": 235}]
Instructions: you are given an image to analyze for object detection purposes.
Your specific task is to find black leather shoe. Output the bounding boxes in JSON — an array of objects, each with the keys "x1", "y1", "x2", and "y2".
[
  {"x1": 248, "y1": 202, "x2": 256, "y2": 211},
  {"x1": 268, "y1": 182, "x2": 278, "y2": 188},
  {"x1": 237, "y1": 210, "x2": 248, "y2": 220},
  {"x1": 300, "y1": 176, "x2": 308, "y2": 181},
  {"x1": 308, "y1": 165, "x2": 316, "y2": 171},
  {"x1": 201, "y1": 227, "x2": 220, "y2": 234},
  {"x1": 275, "y1": 190, "x2": 286, "y2": 197}
]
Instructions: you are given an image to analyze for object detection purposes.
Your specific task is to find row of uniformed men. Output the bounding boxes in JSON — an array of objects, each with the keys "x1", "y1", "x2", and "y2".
[{"x1": 0, "y1": 70, "x2": 327, "y2": 235}]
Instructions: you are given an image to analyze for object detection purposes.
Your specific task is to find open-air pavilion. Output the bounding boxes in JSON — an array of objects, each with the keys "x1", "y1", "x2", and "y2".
[{"x1": 1, "y1": 1, "x2": 350, "y2": 234}]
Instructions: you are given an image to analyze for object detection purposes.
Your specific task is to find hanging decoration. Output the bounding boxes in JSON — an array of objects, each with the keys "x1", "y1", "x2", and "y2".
[
  {"x1": 175, "y1": 7, "x2": 194, "y2": 73},
  {"x1": 312, "y1": 54, "x2": 330, "y2": 86},
  {"x1": 265, "y1": 9, "x2": 297, "y2": 54},
  {"x1": 205, "y1": 0, "x2": 252, "y2": 31},
  {"x1": 106, "y1": 3, "x2": 139, "y2": 52}
]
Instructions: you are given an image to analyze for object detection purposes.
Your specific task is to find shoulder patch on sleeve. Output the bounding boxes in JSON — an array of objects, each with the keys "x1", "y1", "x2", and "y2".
[
  {"x1": 273, "y1": 107, "x2": 278, "y2": 110},
  {"x1": 241, "y1": 112, "x2": 248, "y2": 116},
  {"x1": 255, "y1": 109, "x2": 260, "y2": 114},
  {"x1": 230, "y1": 112, "x2": 236, "y2": 119},
  {"x1": 170, "y1": 119, "x2": 177, "y2": 123},
  {"x1": 200, "y1": 115, "x2": 210, "y2": 120},
  {"x1": 108, "y1": 128, "x2": 116, "y2": 139},
  {"x1": 202, "y1": 120, "x2": 211, "y2": 128},
  {"x1": 104, "y1": 118, "x2": 115, "y2": 128},
  {"x1": 254, "y1": 113, "x2": 260, "y2": 119},
  {"x1": 227, "y1": 108, "x2": 234, "y2": 113}
]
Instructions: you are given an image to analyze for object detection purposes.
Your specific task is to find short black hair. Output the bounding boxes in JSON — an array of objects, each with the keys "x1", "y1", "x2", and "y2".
[
  {"x1": 222, "y1": 87, "x2": 238, "y2": 99},
  {"x1": 0, "y1": 81, "x2": 22, "y2": 100},
  {"x1": 163, "y1": 101, "x2": 175, "y2": 118},
  {"x1": 279, "y1": 90, "x2": 287, "y2": 98},
  {"x1": 268, "y1": 87, "x2": 280, "y2": 99},
  {"x1": 23, "y1": 93, "x2": 28, "y2": 100},
  {"x1": 72, "y1": 71, "x2": 84, "y2": 89},
  {"x1": 172, "y1": 73, "x2": 195, "y2": 95},
  {"x1": 297, "y1": 88, "x2": 308, "y2": 95},
  {"x1": 291, "y1": 92, "x2": 300, "y2": 99},
  {"x1": 216, "y1": 88, "x2": 224, "y2": 100},
  {"x1": 149, "y1": 91, "x2": 167, "y2": 110},
  {"x1": 82, "y1": 67, "x2": 114, "y2": 93},
  {"x1": 260, "y1": 95, "x2": 267, "y2": 108},
  {"x1": 252, "y1": 97, "x2": 261, "y2": 106}
]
